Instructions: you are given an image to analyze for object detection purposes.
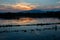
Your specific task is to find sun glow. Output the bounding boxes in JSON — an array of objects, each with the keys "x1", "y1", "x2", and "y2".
[{"x1": 11, "y1": 3, "x2": 36, "y2": 10}]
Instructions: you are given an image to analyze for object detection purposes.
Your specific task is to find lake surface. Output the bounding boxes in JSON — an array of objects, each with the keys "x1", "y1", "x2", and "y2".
[{"x1": 0, "y1": 18, "x2": 60, "y2": 40}]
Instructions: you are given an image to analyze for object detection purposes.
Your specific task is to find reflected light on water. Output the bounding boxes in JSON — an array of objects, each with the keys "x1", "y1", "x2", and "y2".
[
  {"x1": 17, "y1": 17, "x2": 37, "y2": 25},
  {"x1": 0, "y1": 18, "x2": 60, "y2": 25}
]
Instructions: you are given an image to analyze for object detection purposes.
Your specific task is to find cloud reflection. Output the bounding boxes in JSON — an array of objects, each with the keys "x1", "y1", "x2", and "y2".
[
  {"x1": 0, "y1": 18, "x2": 37, "y2": 25},
  {"x1": 17, "y1": 17, "x2": 36, "y2": 25}
]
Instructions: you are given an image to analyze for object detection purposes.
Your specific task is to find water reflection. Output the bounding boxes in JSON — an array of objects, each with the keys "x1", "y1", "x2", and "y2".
[
  {"x1": 0, "y1": 25, "x2": 60, "y2": 33},
  {"x1": 0, "y1": 18, "x2": 60, "y2": 40},
  {"x1": 0, "y1": 26, "x2": 60, "y2": 40},
  {"x1": 17, "y1": 17, "x2": 37, "y2": 25},
  {"x1": 0, "y1": 18, "x2": 60, "y2": 25}
]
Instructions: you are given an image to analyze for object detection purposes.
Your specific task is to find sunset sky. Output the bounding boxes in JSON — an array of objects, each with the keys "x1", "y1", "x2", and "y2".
[{"x1": 0, "y1": 0, "x2": 60, "y2": 12}]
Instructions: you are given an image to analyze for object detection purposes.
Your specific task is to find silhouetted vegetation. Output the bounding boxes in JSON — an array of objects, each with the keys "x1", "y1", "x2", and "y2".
[{"x1": 0, "y1": 11, "x2": 60, "y2": 19}]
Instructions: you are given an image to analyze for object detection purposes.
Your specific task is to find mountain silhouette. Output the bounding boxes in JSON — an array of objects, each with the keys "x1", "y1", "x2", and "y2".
[{"x1": 21, "y1": 9, "x2": 45, "y2": 13}]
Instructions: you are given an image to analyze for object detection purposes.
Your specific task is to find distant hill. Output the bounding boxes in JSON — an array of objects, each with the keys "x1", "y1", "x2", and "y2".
[
  {"x1": 0, "y1": 9, "x2": 60, "y2": 13},
  {"x1": 21, "y1": 9, "x2": 45, "y2": 13}
]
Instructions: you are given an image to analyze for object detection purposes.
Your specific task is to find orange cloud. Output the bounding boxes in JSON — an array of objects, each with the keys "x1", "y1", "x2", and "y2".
[
  {"x1": 0, "y1": 2, "x2": 37, "y2": 11},
  {"x1": 11, "y1": 3, "x2": 37, "y2": 10}
]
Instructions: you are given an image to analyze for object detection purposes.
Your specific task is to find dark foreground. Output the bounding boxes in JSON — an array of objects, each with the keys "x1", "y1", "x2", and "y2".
[{"x1": 0, "y1": 24, "x2": 60, "y2": 40}]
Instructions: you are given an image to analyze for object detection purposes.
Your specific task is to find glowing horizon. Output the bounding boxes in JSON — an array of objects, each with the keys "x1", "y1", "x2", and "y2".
[
  {"x1": 0, "y1": 0, "x2": 60, "y2": 12},
  {"x1": 11, "y1": 3, "x2": 37, "y2": 10}
]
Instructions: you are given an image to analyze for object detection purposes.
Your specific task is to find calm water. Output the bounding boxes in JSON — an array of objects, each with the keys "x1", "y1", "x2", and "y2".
[{"x1": 0, "y1": 18, "x2": 60, "y2": 40}]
